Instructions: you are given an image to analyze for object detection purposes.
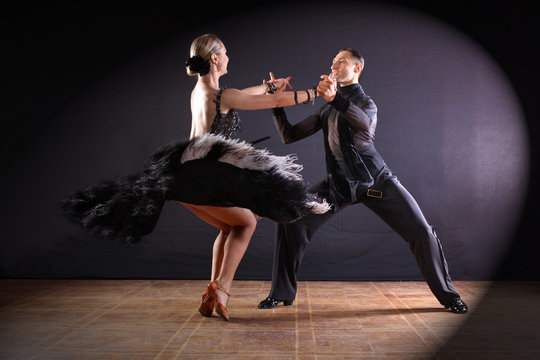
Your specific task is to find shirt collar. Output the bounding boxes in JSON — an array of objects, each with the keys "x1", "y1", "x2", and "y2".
[{"x1": 338, "y1": 83, "x2": 363, "y2": 96}]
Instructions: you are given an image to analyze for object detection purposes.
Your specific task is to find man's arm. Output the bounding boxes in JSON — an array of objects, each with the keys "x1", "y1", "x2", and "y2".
[
  {"x1": 329, "y1": 93, "x2": 377, "y2": 131},
  {"x1": 272, "y1": 107, "x2": 322, "y2": 144},
  {"x1": 318, "y1": 74, "x2": 376, "y2": 132}
]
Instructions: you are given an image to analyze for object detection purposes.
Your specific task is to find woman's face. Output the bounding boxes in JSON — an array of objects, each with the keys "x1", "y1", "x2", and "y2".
[{"x1": 215, "y1": 43, "x2": 229, "y2": 75}]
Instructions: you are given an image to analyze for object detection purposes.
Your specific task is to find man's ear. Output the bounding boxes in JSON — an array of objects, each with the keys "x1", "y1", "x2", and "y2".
[{"x1": 355, "y1": 63, "x2": 363, "y2": 73}]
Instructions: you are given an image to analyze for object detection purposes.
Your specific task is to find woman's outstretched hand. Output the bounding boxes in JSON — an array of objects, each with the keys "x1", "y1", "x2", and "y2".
[{"x1": 264, "y1": 72, "x2": 293, "y2": 93}]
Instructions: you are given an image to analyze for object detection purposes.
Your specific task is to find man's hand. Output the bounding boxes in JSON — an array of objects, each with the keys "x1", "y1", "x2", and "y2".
[{"x1": 317, "y1": 73, "x2": 337, "y2": 102}]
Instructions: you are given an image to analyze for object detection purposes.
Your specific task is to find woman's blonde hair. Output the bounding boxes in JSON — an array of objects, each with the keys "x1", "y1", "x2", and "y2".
[{"x1": 186, "y1": 34, "x2": 223, "y2": 76}]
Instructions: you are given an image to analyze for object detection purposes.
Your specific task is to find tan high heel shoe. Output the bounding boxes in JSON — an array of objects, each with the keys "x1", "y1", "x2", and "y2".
[
  {"x1": 198, "y1": 281, "x2": 217, "y2": 317},
  {"x1": 215, "y1": 286, "x2": 230, "y2": 321}
]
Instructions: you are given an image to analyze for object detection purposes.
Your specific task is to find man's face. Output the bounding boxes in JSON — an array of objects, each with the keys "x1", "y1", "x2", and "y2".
[{"x1": 331, "y1": 51, "x2": 362, "y2": 86}]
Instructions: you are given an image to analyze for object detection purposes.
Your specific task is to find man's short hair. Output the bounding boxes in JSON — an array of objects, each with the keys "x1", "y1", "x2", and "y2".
[{"x1": 340, "y1": 48, "x2": 364, "y2": 67}]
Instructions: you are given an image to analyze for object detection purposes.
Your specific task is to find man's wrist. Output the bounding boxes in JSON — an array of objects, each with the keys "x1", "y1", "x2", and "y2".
[
  {"x1": 329, "y1": 92, "x2": 349, "y2": 112},
  {"x1": 324, "y1": 93, "x2": 336, "y2": 103}
]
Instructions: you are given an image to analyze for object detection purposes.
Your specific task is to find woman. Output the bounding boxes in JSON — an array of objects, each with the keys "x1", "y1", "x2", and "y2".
[
  {"x1": 184, "y1": 33, "x2": 328, "y2": 321},
  {"x1": 62, "y1": 34, "x2": 328, "y2": 321}
]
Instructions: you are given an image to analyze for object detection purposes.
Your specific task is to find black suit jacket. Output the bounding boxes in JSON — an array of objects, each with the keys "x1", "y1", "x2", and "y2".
[{"x1": 272, "y1": 83, "x2": 387, "y2": 208}]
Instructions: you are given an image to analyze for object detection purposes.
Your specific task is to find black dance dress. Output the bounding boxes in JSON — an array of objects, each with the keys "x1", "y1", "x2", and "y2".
[{"x1": 61, "y1": 89, "x2": 330, "y2": 243}]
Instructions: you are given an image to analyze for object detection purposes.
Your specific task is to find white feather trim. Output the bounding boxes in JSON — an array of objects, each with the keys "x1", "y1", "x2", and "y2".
[
  {"x1": 307, "y1": 200, "x2": 332, "y2": 214},
  {"x1": 181, "y1": 133, "x2": 304, "y2": 181}
]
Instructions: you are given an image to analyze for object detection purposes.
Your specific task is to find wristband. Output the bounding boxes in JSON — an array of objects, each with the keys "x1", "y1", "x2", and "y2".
[
  {"x1": 266, "y1": 82, "x2": 276, "y2": 94},
  {"x1": 302, "y1": 90, "x2": 310, "y2": 104}
]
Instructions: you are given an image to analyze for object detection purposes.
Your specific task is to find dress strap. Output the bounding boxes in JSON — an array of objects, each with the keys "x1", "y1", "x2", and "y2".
[{"x1": 215, "y1": 89, "x2": 224, "y2": 114}]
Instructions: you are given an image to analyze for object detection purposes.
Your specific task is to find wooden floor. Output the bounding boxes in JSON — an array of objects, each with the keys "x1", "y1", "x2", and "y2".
[{"x1": 0, "y1": 280, "x2": 539, "y2": 359}]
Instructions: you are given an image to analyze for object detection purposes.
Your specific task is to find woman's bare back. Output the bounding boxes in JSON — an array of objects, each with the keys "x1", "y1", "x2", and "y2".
[{"x1": 190, "y1": 84, "x2": 220, "y2": 139}]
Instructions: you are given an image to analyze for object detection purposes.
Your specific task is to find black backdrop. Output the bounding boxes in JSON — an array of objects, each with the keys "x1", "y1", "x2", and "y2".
[{"x1": 1, "y1": 0, "x2": 538, "y2": 282}]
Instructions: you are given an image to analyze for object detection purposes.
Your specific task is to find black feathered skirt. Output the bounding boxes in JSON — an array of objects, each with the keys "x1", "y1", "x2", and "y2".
[{"x1": 61, "y1": 133, "x2": 330, "y2": 243}]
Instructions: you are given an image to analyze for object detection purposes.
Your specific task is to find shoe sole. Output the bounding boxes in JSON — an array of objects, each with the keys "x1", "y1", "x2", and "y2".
[{"x1": 216, "y1": 309, "x2": 229, "y2": 321}]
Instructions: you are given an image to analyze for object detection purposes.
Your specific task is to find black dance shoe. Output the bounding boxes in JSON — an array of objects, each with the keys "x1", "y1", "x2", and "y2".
[
  {"x1": 258, "y1": 297, "x2": 294, "y2": 309},
  {"x1": 446, "y1": 298, "x2": 468, "y2": 314}
]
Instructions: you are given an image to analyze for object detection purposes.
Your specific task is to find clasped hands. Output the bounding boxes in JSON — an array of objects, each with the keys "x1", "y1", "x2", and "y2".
[
  {"x1": 263, "y1": 72, "x2": 292, "y2": 93},
  {"x1": 265, "y1": 71, "x2": 337, "y2": 102},
  {"x1": 316, "y1": 73, "x2": 337, "y2": 102}
]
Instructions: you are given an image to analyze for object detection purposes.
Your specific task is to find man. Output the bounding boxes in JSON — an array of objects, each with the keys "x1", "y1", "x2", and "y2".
[{"x1": 258, "y1": 49, "x2": 467, "y2": 314}]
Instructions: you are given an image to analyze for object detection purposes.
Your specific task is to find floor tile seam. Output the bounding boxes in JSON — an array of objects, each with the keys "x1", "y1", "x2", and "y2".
[
  {"x1": 377, "y1": 282, "x2": 446, "y2": 343},
  {"x1": 309, "y1": 326, "x2": 396, "y2": 331},
  {"x1": 2, "y1": 282, "x2": 76, "y2": 308},
  {"x1": 49, "y1": 324, "x2": 192, "y2": 331},
  {"x1": 3, "y1": 305, "x2": 113, "y2": 312},
  {"x1": 235, "y1": 328, "x2": 307, "y2": 333},
  {"x1": 98, "y1": 284, "x2": 155, "y2": 313},
  {"x1": 71, "y1": 286, "x2": 150, "y2": 329},
  {"x1": 192, "y1": 349, "x2": 310, "y2": 355},
  {"x1": 13, "y1": 301, "x2": 116, "y2": 358},
  {"x1": 24, "y1": 326, "x2": 79, "y2": 360},
  {"x1": 14, "y1": 306, "x2": 175, "y2": 314},
  {"x1": 230, "y1": 350, "x2": 382, "y2": 356},
  {"x1": 32, "y1": 289, "x2": 184, "y2": 359},
  {"x1": 304, "y1": 281, "x2": 316, "y2": 360},
  {"x1": 373, "y1": 282, "x2": 439, "y2": 353},
  {"x1": 295, "y1": 297, "x2": 300, "y2": 360},
  {"x1": 74, "y1": 307, "x2": 115, "y2": 327},
  {"x1": 25, "y1": 348, "x2": 440, "y2": 356},
  {"x1": 235, "y1": 352, "x2": 373, "y2": 356},
  {"x1": 173, "y1": 311, "x2": 204, "y2": 360},
  {"x1": 152, "y1": 311, "x2": 198, "y2": 360},
  {"x1": 310, "y1": 282, "x2": 376, "y2": 356},
  {"x1": 360, "y1": 282, "x2": 396, "y2": 354},
  {"x1": 28, "y1": 349, "x2": 164, "y2": 355}
]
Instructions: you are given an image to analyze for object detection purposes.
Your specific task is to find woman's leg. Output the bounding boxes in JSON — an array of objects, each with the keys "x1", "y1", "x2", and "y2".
[
  {"x1": 180, "y1": 202, "x2": 230, "y2": 281},
  {"x1": 179, "y1": 202, "x2": 257, "y2": 303},
  {"x1": 211, "y1": 232, "x2": 227, "y2": 281},
  {"x1": 196, "y1": 206, "x2": 257, "y2": 294}
]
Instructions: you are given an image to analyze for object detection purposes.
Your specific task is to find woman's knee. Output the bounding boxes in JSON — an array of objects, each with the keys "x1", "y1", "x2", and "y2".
[
  {"x1": 241, "y1": 214, "x2": 258, "y2": 232},
  {"x1": 219, "y1": 227, "x2": 232, "y2": 236},
  {"x1": 232, "y1": 214, "x2": 257, "y2": 235},
  {"x1": 230, "y1": 208, "x2": 257, "y2": 227}
]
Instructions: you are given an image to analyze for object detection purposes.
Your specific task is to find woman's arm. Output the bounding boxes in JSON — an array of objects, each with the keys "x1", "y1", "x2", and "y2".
[
  {"x1": 239, "y1": 83, "x2": 271, "y2": 95},
  {"x1": 221, "y1": 88, "x2": 316, "y2": 112},
  {"x1": 239, "y1": 73, "x2": 292, "y2": 95}
]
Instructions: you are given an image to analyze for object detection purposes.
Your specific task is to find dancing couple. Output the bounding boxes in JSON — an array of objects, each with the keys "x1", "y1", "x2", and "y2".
[{"x1": 62, "y1": 34, "x2": 467, "y2": 322}]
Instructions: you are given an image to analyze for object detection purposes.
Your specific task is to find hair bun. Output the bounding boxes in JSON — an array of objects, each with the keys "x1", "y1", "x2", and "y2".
[{"x1": 186, "y1": 55, "x2": 210, "y2": 76}]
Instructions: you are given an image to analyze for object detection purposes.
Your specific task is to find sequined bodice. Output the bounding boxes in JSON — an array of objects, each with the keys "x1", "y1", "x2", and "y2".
[{"x1": 210, "y1": 89, "x2": 241, "y2": 138}]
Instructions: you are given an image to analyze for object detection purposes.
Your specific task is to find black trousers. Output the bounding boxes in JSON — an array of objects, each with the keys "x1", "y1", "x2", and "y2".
[{"x1": 268, "y1": 171, "x2": 460, "y2": 307}]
